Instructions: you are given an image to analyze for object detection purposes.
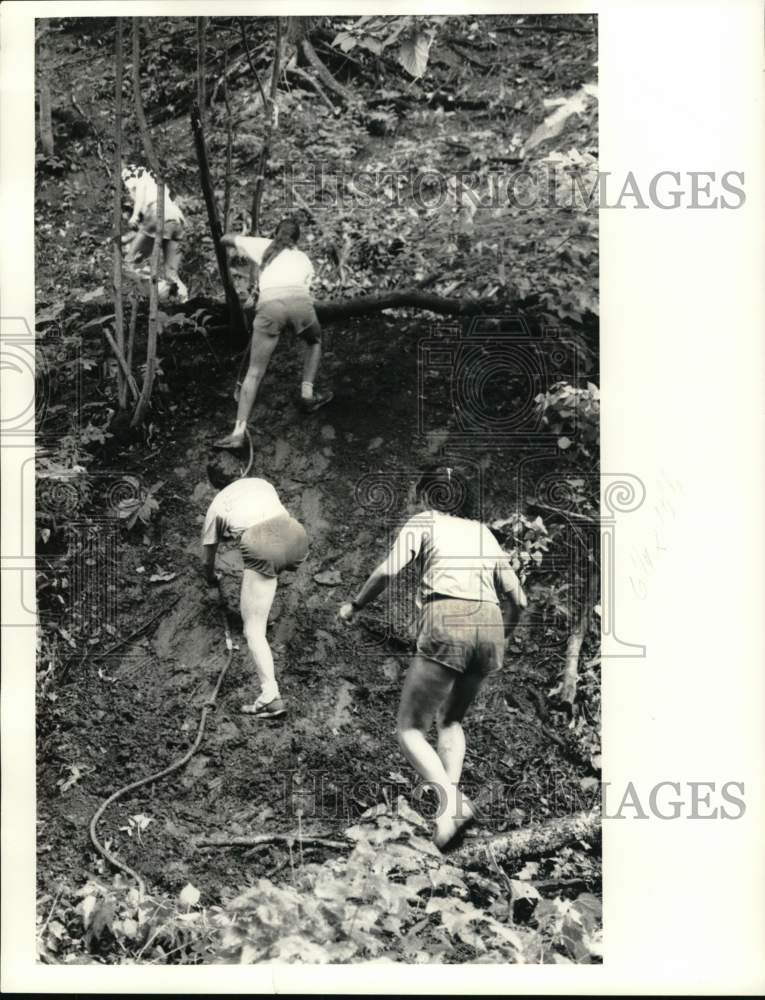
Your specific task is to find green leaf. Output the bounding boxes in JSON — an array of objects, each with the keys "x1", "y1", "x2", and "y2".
[{"x1": 398, "y1": 31, "x2": 433, "y2": 79}]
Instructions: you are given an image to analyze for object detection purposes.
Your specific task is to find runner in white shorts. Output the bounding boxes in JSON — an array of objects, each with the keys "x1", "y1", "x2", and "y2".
[
  {"x1": 339, "y1": 465, "x2": 527, "y2": 851},
  {"x1": 201, "y1": 464, "x2": 308, "y2": 719}
]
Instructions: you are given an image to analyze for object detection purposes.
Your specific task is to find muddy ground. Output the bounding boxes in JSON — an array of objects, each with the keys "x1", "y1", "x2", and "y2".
[{"x1": 37, "y1": 314, "x2": 597, "y2": 906}]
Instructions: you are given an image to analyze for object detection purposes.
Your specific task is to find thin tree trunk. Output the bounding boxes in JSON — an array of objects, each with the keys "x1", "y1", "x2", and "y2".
[
  {"x1": 103, "y1": 329, "x2": 139, "y2": 401},
  {"x1": 196, "y1": 17, "x2": 208, "y2": 126},
  {"x1": 222, "y1": 43, "x2": 233, "y2": 232},
  {"x1": 250, "y1": 16, "x2": 283, "y2": 235},
  {"x1": 130, "y1": 18, "x2": 163, "y2": 429},
  {"x1": 190, "y1": 106, "x2": 248, "y2": 347},
  {"x1": 238, "y1": 18, "x2": 268, "y2": 110},
  {"x1": 126, "y1": 296, "x2": 138, "y2": 375},
  {"x1": 37, "y1": 21, "x2": 55, "y2": 156},
  {"x1": 112, "y1": 18, "x2": 126, "y2": 409}
]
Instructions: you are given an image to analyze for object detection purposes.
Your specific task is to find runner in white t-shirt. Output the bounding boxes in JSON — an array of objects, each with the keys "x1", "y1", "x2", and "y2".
[
  {"x1": 338, "y1": 465, "x2": 527, "y2": 851},
  {"x1": 214, "y1": 218, "x2": 332, "y2": 450},
  {"x1": 121, "y1": 164, "x2": 188, "y2": 302},
  {"x1": 201, "y1": 463, "x2": 309, "y2": 718}
]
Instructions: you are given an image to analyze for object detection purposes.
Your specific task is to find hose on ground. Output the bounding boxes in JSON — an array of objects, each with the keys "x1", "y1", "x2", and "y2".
[{"x1": 88, "y1": 606, "x2": 235, "y2": 899}]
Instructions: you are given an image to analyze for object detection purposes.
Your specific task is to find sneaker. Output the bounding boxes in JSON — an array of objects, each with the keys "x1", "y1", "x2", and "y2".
[
  {"x1": 299, "y1": 390, "x2": 334, "y2": 414},
  {"x1": 241, "y1": 697, "x2": 286, "y2": 719},
  {"x1": 213, "y1": 432, "x2": 247, "y2": 451}
]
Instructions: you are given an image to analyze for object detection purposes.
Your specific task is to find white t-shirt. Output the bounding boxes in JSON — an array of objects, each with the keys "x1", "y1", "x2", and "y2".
[
  {"x1": 124, "y1": 168, "x2": 184, "y2": 224},
  {"x1": 233, "y1": 235, "x2": 314, "y2": 296},
  {"x1": 384, "y1": 510, "x2": 526, "y2": 607},
  {"x1": 201, "y1": 478, "x2": 287, "y2": 545}
]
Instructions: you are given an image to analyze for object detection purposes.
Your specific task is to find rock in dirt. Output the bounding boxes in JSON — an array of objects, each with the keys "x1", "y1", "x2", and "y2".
[
  {"x1": 314, "y1": 569, "x2": 342, "y2": 586},
  {"x1": 367, "y1": 436, "x2": 384, "y2": 451},
  {"x1": 381, "y1": 658, "x2": 400, "y2": 681}
]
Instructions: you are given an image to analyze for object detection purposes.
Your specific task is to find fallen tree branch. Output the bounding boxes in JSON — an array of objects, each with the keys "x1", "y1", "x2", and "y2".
[
  {"x1": 102, "y1": 327, "x2": 139, "y2": 402},
  {"x1": 286, "y1": 64, "x2": 336, "y2": 112},
  {"x1": 453, "y1": 809, "x2": 600, "y2": 867},
  {"x1": 300, "y1": 36, "x2": 357, "y2": 105},
  {"x1": 196, "y1": 833, "x2": 349, "y2": 851},
  {"x1": 314, "y1": 288, "x2": 491, "y2": 321}
]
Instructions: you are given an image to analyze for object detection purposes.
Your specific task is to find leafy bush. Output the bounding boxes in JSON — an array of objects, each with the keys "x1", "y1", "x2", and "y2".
[{"x1": 535, "y1": 381, "x2": 599, "y2": 458}]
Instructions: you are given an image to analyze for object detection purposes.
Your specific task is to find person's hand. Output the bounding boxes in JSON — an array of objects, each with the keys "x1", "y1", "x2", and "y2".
[{"x1": 338, "y1": 601, "x2": 356, "y2": 623}]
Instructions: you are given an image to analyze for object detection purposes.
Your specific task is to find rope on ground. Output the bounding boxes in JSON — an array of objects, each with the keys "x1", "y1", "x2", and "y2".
[
  {"x1": 88, "y1": 605, "x2": 235, "y2": 899},
  {"x1": 240, "y1": 426, "x2": 254, "y2": 478}
]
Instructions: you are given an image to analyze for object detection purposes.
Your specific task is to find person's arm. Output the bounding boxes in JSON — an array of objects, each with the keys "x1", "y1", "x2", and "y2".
[
  {"x1": 222, "y1": 234, "x2": 269, "y2": 265},
  {"x1": 339, "y1": 519, "x2": 422, "y2": 621},
  {"x1": 496, "y1": 559, "x2": 527, "y2": 635},
  {"x1": 200, "y1": 502, "x2": 223, "y2": 593},
  {"x1": 202, "y1": 542, "x2": 219, "y2": 584},
  {"x1": 129, "y1": 174, "x2": 150, "y2": 227}
]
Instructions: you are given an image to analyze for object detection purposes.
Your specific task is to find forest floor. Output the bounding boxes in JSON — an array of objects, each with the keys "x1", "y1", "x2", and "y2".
[{"x1": 35, "y1": 16, "x2": 600, "y2": 964}]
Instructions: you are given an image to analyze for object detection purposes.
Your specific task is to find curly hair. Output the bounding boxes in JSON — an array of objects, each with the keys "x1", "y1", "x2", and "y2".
[{"x1": 415, "y1": 465, "x2": 480, "y2": 520}]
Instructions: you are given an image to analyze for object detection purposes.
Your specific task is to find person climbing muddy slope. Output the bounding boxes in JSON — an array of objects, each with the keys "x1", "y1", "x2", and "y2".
[
  {"x1": 121, "y1": 163, "x2": 189, "y2": 302},
  {"x1": 201, "y1": 457, "x2": 309, "y2": 718},
  {"x1": 214, "y1": 218, "x2": 332, "y2": 450},
  {"x1": 338, "y1": 465, "x2": 527, "y2": 852}
]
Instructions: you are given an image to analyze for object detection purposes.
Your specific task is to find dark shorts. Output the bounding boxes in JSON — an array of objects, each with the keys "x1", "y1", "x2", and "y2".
[
  {"x1": 239, "y1": 514, "x2": 308, "y2": 577},
  {"x1": 253, "y1": 298, "x2": 322, "y2": 345},
  {"x1": 139, "y1": 216, "x2": 184, "y2": 241},
  {"x1": 416, "y1": 597, "x2": 506, "y2": 676}
]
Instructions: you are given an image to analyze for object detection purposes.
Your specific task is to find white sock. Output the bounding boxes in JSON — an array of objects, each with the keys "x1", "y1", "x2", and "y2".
[
  {"x1": 301, "y1": 381, "x2": 314, "y2": 401},
  {"x1": 233, "y1": 420, "x2": 247, "y2": 437},
  {"x1": 259, "y1": 683, "x2": 280, "y2": 704}
]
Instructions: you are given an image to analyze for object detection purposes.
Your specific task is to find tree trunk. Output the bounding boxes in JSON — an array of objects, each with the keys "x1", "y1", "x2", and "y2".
[
  {"x1": 560, "y1": 599, "x2": 592, "y2": 708},
  {"x1": 130, "y1": 18, "x2": 163, "y2": 429},
  {"x1": 222, "y1": 44, "x2": 233, "y2": 231},
  {"x1": 37, "y1": 21, "x2": 55, "y2": 156},
  {"x1": 453, "y1": 809, "x2": 600, "y2": 867},
  {"x1": 250, "y1": 17, "x2": 282, "y2": 235},
  {"x1": 112, "y1": 18, "x2": 126, "y2": 409},
  {"x1": 196, "y1": 17, "x2": 208, "y2": 125},
  {"x1": 190, "y1": 107, "x2": 248, "y2": 347}
]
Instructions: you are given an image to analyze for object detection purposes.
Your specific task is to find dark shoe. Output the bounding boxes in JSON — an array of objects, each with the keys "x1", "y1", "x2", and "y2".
[
  {"x1": 299, "y1": 391, "x2": 334, "y2": 414},
  {"x1": 213, "y1": 433, "x2": 246, "y2": 451},
  {"x1": 240, "y1": 697, "x2": 287, "y2": 719}
]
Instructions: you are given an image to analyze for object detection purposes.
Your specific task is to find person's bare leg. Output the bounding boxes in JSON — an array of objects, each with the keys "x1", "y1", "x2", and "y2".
[
  {"x1": 125, "y1": 231, "x2": 153, "y2": 267},
  {"x1": 301, "y1": 340, "x2": 321, "y2": 389},
  {"x1": 299, "y1": 328, "x2": 333, "y2": 411},
  {"x1": 216, "y1": 328, "x2": 279, "y2": 449},
  {"x1": 239, "y1": 569, "x2": 279, "y2": 707},
  {"x1": 397, "y1": 655, "x2": 460, "y2": 842},
  {"x1": 162, "y1": 238, "x2": 188, "y2": 301},
  {"x1": 436, "y1": 670, "x2": 484, "y2": 825}
]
